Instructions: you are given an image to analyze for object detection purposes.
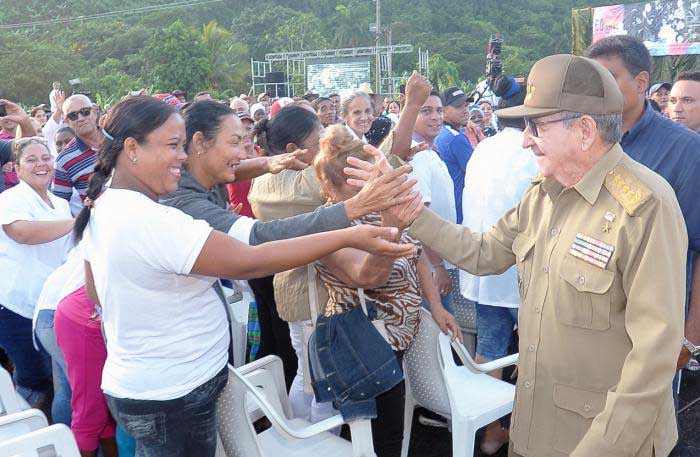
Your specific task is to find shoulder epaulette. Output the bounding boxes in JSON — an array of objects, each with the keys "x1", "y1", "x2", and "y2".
[
  {"x1": 531, "y1": 174, "x2": 545, "y2": 184},
  {"x1": 604, "y1": 165, "x2": 654, "y2": 216}
]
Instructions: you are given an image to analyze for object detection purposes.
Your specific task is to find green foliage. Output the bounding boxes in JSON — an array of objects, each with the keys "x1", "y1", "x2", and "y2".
[
  {"x1": 143, "y1": 20, "x2": 211, "y2": 95},
  {"x1": 0, "y1": 0, "x2": 652, "y2": 105}
]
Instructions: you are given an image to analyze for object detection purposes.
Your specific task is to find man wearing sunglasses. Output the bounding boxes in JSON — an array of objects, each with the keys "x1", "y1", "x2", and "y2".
[
  {"x1": 53, "y1": 94, "x2": 105, "y2": 213},
  {"x1": 401, "y1": 54, "x2": 686, "y2": 456}
]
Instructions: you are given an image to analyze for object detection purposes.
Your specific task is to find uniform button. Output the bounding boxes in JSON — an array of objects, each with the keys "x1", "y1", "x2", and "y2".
[
  {"x1": 579, "y1": 275, "x2": 585, "y2": 285},
  {"x1": 550, "y1": 228, "x2": 558, "y2": 236},
  {"x1": 528, "y1": 345, "x2": 535, "y2": 352},
  {"x1": 542, "y1": 266, "x2": 549, "y2": 274},
  {"x1": 583, "y1": 404, "x2": 591, "y2": 412},
  {"x1": 534, "y1": 306, "x2": 540, "y2": 313},
  {"x1": 524, "y1": 381, "x2": 531, "y2": 389}
]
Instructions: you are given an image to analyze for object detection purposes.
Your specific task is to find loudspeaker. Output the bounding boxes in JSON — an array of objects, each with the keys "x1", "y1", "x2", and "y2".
[
  {"x1": 265, "y1": 71, "x2": 286, "y2": 83},
  {"x1": 265, "y1": 84, "x2": 288, "y2": 98}
]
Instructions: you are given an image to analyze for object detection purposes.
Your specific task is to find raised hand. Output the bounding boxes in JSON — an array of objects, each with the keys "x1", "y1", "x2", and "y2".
[
  {"x1": 344, "y1": 143, "x2": 395, "y2": 188},
  {"x1": 0, "y1": 99, "x2": 30, "y2": 124},
  {"x1": 404, "y1": 71, "x2": 433, "y2": 108},
  {"x1": 348, "y1": 224, "x2": 417, "y2": 258},
  {"x1": 55, "y1": 90, "x2": 66, "y2": 113}
]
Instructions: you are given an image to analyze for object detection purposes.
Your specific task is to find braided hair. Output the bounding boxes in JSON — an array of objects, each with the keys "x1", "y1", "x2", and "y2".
[{"x1": 73, "y1": 96, "x2": 178, "y2": 240}]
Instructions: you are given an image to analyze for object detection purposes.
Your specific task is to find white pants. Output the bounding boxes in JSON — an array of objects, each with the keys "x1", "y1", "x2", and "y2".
[{"x1": 288, "y1": 320, "x2": 338, "y2": 426}]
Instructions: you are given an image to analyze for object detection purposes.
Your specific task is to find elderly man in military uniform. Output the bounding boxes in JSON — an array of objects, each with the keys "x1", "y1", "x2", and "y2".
[{"x1": 399, "y1": 54, "x2": 686, "y2": 456}]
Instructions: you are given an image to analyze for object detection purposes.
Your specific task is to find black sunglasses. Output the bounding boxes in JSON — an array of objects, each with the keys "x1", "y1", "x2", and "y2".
[
  {"x1": 525, "y1": 114, "x2": 582, "y2": 138},
  {"x1": 66, "y1": 106, "x2": 92, "y2": 121}
]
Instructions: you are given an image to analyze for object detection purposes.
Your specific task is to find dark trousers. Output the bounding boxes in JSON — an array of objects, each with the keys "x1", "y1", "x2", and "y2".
[
  {"x1": 0, "y1": 305, "x2": 52, "y2": 395},
  {"x1": 248, "y1": 275, "x2": 297, "y2": 389},
  {"x1": 105, "y1": 367, "x2": 228, "y2": 457},
  {"x1": 371, "y1": 351, "x2": 406, "y2": 457},
  {"x1": 373, "y1": 379, "x2": 406, "y2": 457}
]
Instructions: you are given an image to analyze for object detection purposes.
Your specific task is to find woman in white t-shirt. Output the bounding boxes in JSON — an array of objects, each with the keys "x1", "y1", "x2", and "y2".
[
  {"x1": 0, "y1": 137, "x2": 74, "y2": 408},
  {"x1": 73, "y1": 95, "x2": 417, "y2": 457}
]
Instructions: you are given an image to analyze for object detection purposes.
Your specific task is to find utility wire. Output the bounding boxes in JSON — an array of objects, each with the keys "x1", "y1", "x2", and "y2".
[{"x1": 0, "y1": 0, "x2": 224, "y2": 30}]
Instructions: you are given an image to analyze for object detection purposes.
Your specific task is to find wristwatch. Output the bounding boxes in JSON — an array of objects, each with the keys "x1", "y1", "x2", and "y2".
[{"x1": 683, "y1": 337, "x2": 700, "y2": 356}]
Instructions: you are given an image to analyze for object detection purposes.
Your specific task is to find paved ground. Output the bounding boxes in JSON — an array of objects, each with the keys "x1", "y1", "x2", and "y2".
[{"x1": 408, "y1": 369, "x2": 700, "y2": 457}]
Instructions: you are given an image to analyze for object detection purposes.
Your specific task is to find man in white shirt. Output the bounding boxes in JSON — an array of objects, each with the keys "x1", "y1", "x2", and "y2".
[
  {"x1": 49, "y1": 82, "x2": 61, "y2": 112},
  {"x1": 460, "y1": 81, "x2": 538, "y2": 454},
  {"x1": 409, "y1": 91, "x2": 458, "y2": 313}
]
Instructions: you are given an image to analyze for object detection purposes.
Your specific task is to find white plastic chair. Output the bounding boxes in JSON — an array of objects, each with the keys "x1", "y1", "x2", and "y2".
[
  {"x1": 401, "y1": 309, "x2": 518, "y2": 457},
  {"x1": 221, "y1": 285, "x2": 251, "y2": 368},
  {"x1": 0, "y1": 366, "x2": 28, "y2": 416},
  {"x1": 0, "y1": 408, "x2": 48, "y2": 441},
  {"x1": 216, "y1": 356, "x2": 376, "y2": 457},
  {"x1": 0, "y1": 423, "x2": 80, "y2": 456}
]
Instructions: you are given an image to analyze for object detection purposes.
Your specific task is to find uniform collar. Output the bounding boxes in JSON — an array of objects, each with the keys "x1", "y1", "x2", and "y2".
[
  {"x1": 572, "y1": 143, "x2": 624, "y2": 205},
  {"x1": 538, "y1": 144, "x2": 623, "y2": 204}
]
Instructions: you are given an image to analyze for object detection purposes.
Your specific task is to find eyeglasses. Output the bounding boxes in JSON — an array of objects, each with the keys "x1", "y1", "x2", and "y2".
[
  {"x1": 525, "y1": 114, "x2": 582, "y2": 138},
  {"x1": 66, "y1": 107, "x2": 92, "y2": 121}
]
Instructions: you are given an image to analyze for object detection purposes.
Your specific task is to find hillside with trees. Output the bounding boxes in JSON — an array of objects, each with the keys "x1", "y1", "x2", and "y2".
[{"x1": 1, "y1": 0, "x2": 635, "y2": 105}]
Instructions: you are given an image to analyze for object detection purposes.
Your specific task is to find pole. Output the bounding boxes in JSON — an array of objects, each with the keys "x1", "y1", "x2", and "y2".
[
  {"x1": 375, "y1": 0, "x2": 381, "y2": 94},
  {"x1": 387, "y1": 28, "x2": 393, "y2": 95}
]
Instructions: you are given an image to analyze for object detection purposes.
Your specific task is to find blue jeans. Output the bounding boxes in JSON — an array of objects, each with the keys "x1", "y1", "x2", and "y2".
[
  {"x1": 35, "y1": 309, "x2": 73, "y2": 426},
  {"x1": 0, "y1": 305, "x2": 52, "y2": 403},
  {"x1": 105, "y1": 366, "x2": 228, "y2": 457},
  {"x1": 475, "y1": 304, "x2": 519, "y2": 360}
]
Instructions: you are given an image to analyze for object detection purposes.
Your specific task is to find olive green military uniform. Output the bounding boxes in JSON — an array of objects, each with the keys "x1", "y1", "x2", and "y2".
[{"x1": 408, "y1": 144, "x2": 686, "y2": 456}]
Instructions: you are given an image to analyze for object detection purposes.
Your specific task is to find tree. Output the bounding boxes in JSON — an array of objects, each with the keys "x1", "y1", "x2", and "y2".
[
  {"x1": 332, "y1": 1, "x2": 373, "y2": 48},
  {"x1": 142, "y1": 20, "x2": 211, "y2": 95},
  {"x1": 201, "y1": 21, "x2": 250, "y2": 94},
  {"x1": 428, "y1": 54, "x2": 461, "y2": 92},
  {"x1": 273, "y1": 13, "x2": 328, "y2": 51}
]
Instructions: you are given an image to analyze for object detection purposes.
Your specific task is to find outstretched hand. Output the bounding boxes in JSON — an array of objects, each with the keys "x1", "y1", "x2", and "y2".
[
  {"x1": 268, "y1": 149, "x2": 308, "y2": 174},
  {"x1": 381, "y1": 188, "x2": 424, "y2": 231},
  {"x1": 349, "y1": 224, "x2": 417, "y2": 258}
]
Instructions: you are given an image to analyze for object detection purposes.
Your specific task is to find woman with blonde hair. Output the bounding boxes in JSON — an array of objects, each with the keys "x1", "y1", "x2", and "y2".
[{"x1": 312, "y1": 124, "x2": 461, "y2": 457}]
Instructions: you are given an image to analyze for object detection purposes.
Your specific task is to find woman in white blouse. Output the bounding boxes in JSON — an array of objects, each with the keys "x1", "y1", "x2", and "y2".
[
  {"x1": 341, "y1": 91, "x2": 373, "y2": 142},
  {"x1": 74, "y1": 95, "x2": 416, "y2": 457},
  {"x1": 0, "y1": 137, "x2": 74, "y2": 408}
]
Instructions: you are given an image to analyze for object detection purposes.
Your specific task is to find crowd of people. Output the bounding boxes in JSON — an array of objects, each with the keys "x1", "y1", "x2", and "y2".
[{"x1": 1, "y1": 33, "x2": 700, "y2": 457}]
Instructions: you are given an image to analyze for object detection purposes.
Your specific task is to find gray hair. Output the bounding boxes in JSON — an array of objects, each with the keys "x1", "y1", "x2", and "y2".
[
  {"x1": 562, "y1": 111, "x2": 623, "y2": 144},
  {"x1": 64, "y1": 94, "x2": 93, "y2": 113},
  {"x1": 340, "y1": 91, "x2": 372, "y2": 116}
]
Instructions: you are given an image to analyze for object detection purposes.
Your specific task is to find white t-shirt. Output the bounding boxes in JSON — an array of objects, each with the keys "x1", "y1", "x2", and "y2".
[
  {"x1": 409, "y1": 144, "x2": 457, "y2": 270},
  {"x1": 0, "y1": 180, "x2": 73, "y2": 318},
  {"x1": 83, "y1": 188, "x2": 228, "y2": 401},
  {"x1": 32, "y1": 242, "x2": 86, "y2": 329},
  {"x1": 460, "y1": 128, "x2": 538, "y2": 308}
]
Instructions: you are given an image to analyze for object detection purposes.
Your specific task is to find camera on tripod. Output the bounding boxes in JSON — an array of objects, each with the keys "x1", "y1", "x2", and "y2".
[{"x1": 485, "y1": 33, "x2": 503, "y2": 86}]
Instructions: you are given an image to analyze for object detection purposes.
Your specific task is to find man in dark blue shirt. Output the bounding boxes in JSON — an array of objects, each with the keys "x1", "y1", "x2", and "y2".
[
  {"x1": 434, "y1": 87, "x2": 474, "y2": 224},
  {"x1": 587, "y1": 36, "x2": 700, "y2": 380}
]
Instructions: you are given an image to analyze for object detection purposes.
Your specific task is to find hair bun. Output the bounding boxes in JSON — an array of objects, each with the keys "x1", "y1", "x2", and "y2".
[{"x1": 319, "y1": 125, "x2": 362, "y2": 157}]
